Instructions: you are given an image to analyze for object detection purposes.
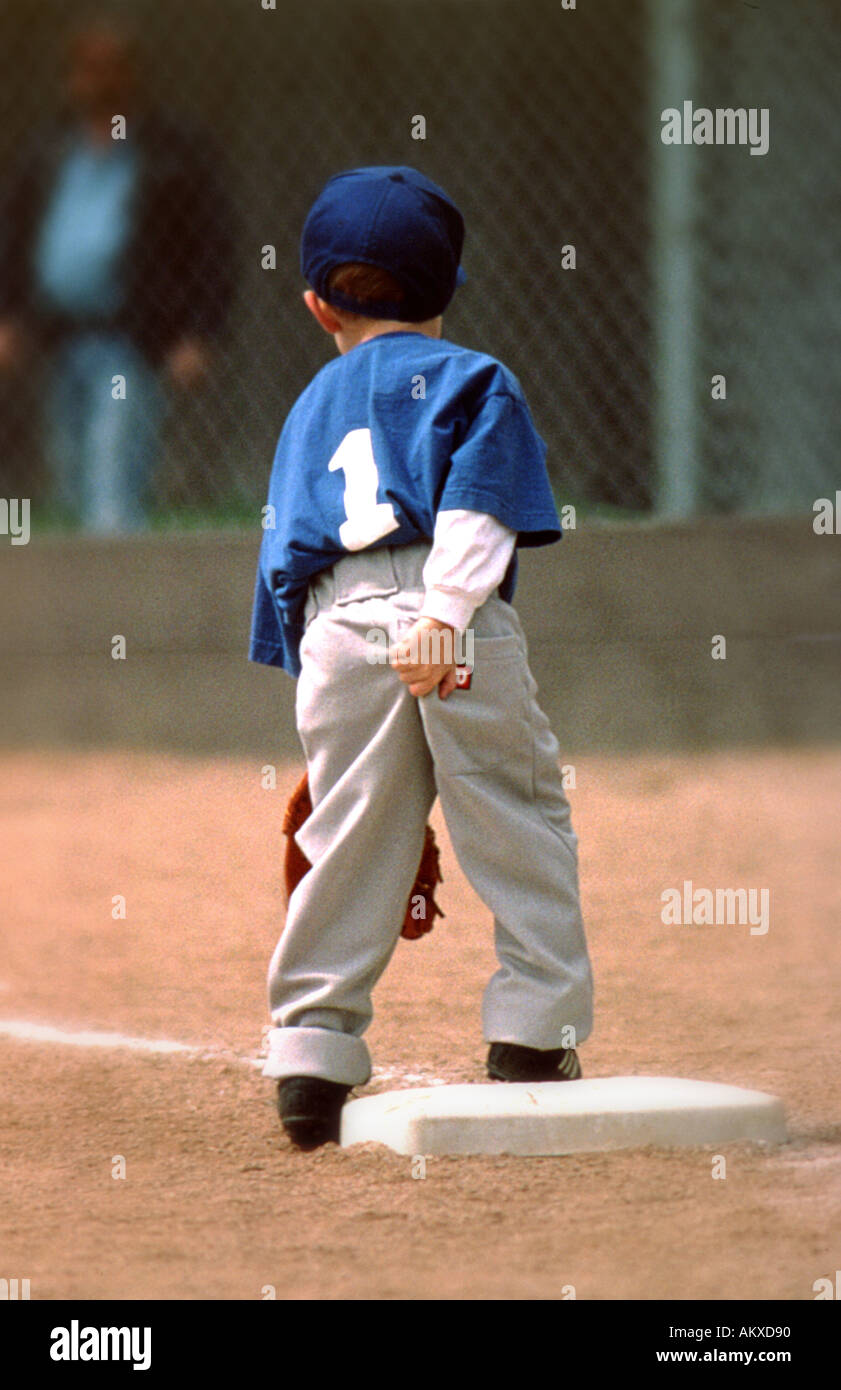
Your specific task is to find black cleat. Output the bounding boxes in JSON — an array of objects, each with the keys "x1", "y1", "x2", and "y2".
[
  {"x1": 276, "y1": 1076, "x2": 351, "y2": 1150},
  {"x1": 487, "y1": 1041, "x2": 582, "y2": 1083}
]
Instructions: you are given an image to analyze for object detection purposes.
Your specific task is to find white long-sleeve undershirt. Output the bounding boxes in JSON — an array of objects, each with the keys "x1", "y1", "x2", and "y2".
[{"x1": 420, "y1": 508, "x2": 517, "y2": 632}]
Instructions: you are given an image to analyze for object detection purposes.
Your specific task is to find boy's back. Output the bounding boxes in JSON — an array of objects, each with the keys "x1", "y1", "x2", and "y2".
[{"x1": 251, "y1": 332, "x2": 560, "y2": 676}]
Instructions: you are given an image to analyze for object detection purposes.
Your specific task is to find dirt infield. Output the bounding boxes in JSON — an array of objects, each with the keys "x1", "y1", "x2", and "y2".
[{"x1": 2, "y1": 745, "x2": 839, "y2": 1301}]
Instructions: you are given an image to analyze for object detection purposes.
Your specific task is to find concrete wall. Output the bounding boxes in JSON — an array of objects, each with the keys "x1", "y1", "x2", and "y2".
[{"x1": 2, "y1": 517, "x2": 839, "y2": 757}]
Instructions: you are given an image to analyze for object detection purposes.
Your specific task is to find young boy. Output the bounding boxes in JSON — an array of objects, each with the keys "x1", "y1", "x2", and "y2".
[{"x1": 249, "y1": 166, "x2": 594, "y2": 1150}]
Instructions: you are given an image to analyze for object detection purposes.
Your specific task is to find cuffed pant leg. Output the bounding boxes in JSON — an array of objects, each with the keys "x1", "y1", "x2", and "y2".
[
  {"x1": 420, "y1": 598, "x2": 594, "y2": 1050},
  {"x1": 263, "y1": 602, "x2": 436, "y2": 1086}
]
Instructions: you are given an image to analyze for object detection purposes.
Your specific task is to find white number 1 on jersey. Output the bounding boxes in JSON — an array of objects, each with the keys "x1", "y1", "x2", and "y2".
[{"x1": 328, "y1": 428, "x2": 400, "y2": 552}]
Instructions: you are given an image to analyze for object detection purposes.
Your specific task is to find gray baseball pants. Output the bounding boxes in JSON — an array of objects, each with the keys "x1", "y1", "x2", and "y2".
[{"x1": 263, "y1": 541, "x2": 594, "y2": 1085}]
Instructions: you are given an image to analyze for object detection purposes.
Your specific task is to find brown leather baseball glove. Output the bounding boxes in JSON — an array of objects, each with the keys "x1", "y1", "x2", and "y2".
[{"x1": 281, "y1": 771, "x2": 444, "y2": 940}]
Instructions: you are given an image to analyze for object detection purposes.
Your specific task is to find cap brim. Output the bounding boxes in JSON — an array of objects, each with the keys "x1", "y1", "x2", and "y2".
[{"x1": 455, "y1": 265, "x2": 467, "y2": 287}]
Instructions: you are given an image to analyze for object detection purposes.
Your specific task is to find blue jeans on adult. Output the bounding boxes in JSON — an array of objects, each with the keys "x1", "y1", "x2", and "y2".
[{"x1": 45, "y1": 330, "x2": 166, "y2": 533}]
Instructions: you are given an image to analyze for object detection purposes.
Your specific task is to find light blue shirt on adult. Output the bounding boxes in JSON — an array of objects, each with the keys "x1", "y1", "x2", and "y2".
[{"x1": 34, "y1": 138, "x2": 139, "y2": 318}]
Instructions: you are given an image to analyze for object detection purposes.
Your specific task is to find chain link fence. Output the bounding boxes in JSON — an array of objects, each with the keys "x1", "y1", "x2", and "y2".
[{"x1": 0, "y1": 0, "x2": 837, "y2": 531}]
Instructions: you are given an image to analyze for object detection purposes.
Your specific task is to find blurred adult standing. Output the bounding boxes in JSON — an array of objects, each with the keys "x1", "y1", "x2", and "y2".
[{"x1": 0, "y1": 19, "x2": 235, "y2": 532}]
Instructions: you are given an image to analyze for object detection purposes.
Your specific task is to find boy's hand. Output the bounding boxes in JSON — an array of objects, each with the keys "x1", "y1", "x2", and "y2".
[{"x1": 390, "y1": 616, "x2": 458, "y2": 700}]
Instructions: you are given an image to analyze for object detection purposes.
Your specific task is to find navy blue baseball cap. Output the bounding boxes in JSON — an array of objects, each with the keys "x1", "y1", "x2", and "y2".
[{"x1": 301, "y1": 166, "x2": 467, "y2": 322}]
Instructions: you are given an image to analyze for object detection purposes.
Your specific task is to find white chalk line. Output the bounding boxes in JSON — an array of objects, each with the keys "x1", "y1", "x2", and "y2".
[
  {"x1": 0, "y1": 1018, "x2": 261, "y2": 1066},
  {"x1": 0, "y1": 1019, "x2": 448, "y2": 1086},
  {"x1": 370, "y1": 1067, "x2": 450, "y2": 1087}
]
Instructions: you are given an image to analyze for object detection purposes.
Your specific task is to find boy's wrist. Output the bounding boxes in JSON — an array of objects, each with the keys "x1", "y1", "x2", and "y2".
[{"x1": 420, "y1": 588, "x2": 474, "y2": 633}]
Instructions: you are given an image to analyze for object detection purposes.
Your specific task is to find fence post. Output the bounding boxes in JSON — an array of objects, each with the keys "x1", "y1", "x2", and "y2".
[{"x1": 649, "y1": 0, "x2": 700, "y2": 516}]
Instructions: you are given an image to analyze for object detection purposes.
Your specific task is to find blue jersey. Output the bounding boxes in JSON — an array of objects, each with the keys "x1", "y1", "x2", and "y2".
[{"x1": 248, "y1": 331, "x2": 561, "y2": 676}]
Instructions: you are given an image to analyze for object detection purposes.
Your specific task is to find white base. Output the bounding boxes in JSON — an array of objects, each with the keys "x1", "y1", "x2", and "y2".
[{"x1": 339, "y1": 1076, "x2": 787, "y2": 1156}]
